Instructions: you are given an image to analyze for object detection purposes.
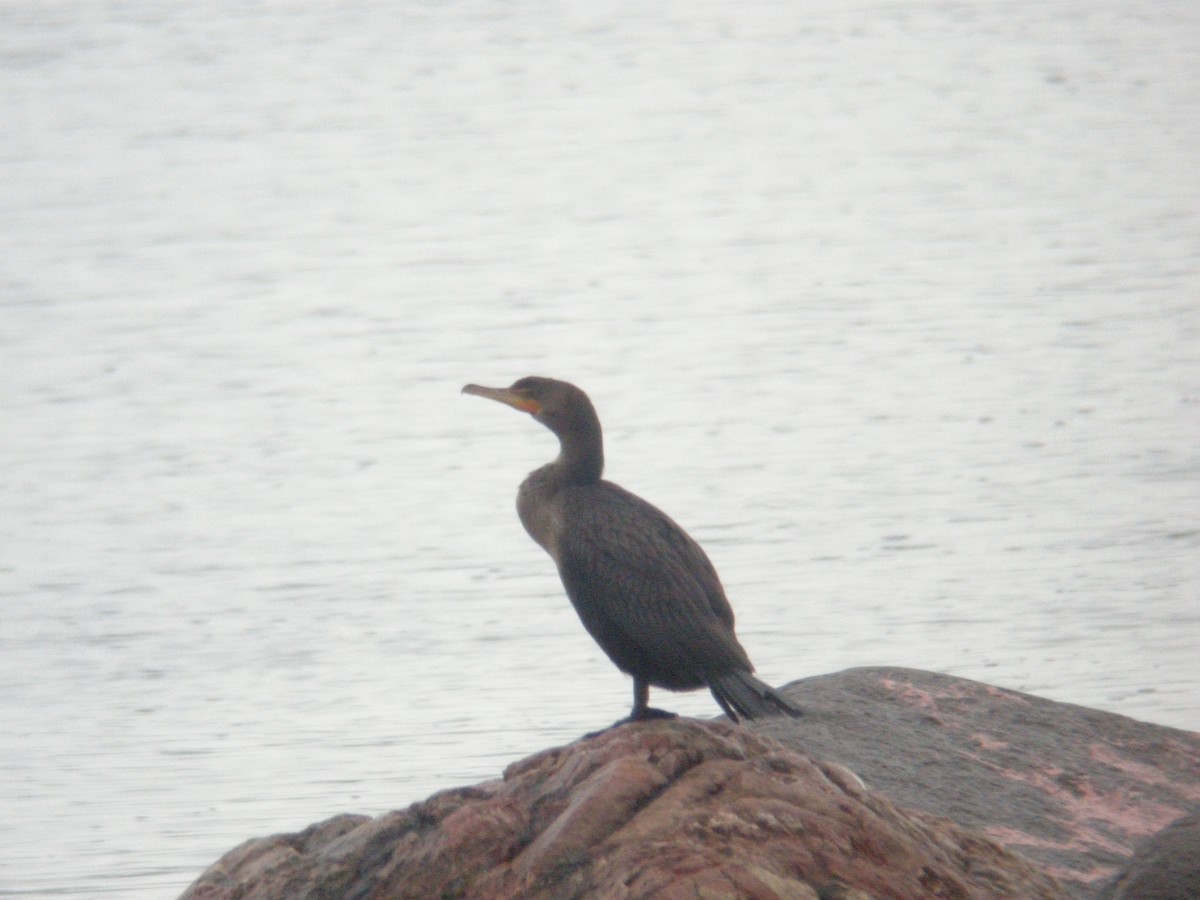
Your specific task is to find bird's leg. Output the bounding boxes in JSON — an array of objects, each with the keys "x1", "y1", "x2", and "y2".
[
  {"x1": 628, "y1": 676, "x2": 676, "y2": 721},
  {"x1": 586, "y1": 678, "x2": 678, "y2": 737},
  {"x1": 631, "y1": 676, "x2": 650, "y2": 718}
]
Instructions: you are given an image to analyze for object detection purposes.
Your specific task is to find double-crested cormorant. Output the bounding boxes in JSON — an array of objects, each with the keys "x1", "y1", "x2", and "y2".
[{"x1": 462, "y1": 376, "x2": 801, "y2": 724}]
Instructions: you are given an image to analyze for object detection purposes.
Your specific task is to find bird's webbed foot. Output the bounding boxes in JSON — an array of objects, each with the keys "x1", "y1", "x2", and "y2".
[
  {"x1": 629, "y1": 706, "x2": 677, "y2": 722},
  {"x1": 583, "y1": 707, "x2": 678, "y2": 739}
]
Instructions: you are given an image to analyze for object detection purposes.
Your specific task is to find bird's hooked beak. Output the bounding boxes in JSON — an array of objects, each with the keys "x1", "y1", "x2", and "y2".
[{"x1": 462, "y1": 383, "x2": 541, "y2": 415}]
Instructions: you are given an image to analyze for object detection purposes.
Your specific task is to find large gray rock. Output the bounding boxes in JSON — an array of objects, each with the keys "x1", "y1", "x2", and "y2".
[{"x1": 754, "y1": 667, "x2": 1200, "y2": 897}]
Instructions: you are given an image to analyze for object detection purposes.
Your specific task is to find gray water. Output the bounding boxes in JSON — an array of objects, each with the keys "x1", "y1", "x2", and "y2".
[{"x1": 2, "y1": 1, "x2": 1198, "y2": 896}]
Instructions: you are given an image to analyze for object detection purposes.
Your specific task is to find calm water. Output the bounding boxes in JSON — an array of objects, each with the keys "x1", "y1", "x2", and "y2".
[{"x1": 2, "y1": 1, "x2": 1198, "y2": 896}]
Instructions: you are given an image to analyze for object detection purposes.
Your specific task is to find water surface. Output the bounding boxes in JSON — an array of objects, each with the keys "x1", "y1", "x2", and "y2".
[{"x1": 2, "y1": 1, "x2": 1198, "y2": 896}]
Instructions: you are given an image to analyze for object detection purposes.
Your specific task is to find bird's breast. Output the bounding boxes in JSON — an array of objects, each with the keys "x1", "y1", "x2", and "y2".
[{"x1": 516, "y1": 470, "x2": 564, "y2": 560}]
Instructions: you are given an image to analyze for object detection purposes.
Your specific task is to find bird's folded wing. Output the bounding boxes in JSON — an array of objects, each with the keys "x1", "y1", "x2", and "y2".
[{"x1": 555, "y1": 483, "x2": 751, "y2": 677}]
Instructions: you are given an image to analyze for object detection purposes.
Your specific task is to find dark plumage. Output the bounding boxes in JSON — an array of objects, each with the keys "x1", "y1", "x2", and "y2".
[{"x1": 462, "y1": 376, "x2": 800, "y2": 724}]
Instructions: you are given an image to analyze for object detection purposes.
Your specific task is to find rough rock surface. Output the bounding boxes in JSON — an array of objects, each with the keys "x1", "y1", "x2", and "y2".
[
  {"x1": 180, "y1": 668, "x2": 1200, "y2": 899},
  {"x1": 751, "y1": 668, "x2": 1200, "y2": 897},
  {"x1": 181, "y1": 717, "x2": 1068, "y2": 900}
]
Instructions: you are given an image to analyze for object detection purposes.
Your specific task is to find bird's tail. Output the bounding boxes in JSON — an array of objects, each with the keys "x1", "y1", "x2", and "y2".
[{"x1": 708, "y1": 671, "x2": 802, "y2": 723}]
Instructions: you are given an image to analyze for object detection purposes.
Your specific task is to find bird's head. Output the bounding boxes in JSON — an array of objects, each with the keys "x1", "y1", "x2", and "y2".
[{"x1": 462, "y1": 376, "x2": 601, "y2": 447}]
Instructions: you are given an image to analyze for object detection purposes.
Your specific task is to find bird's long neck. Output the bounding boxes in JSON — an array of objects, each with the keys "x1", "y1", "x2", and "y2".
[
  {"x1": 554, "y1": 415, "x2": 604, "y2": 485},
  {"x1": 517, "y1": 415, "x2": 603, "y2": 557}
]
